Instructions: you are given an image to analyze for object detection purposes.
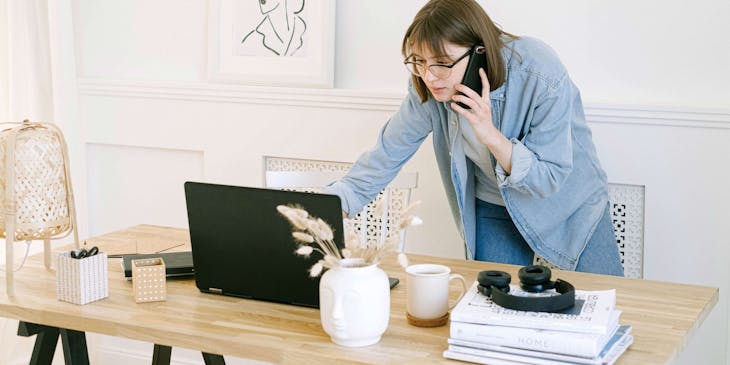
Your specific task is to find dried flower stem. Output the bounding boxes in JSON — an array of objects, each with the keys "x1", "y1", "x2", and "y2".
[{"x1": 278, "y1": 199, "x2": 422, "y2": 276}]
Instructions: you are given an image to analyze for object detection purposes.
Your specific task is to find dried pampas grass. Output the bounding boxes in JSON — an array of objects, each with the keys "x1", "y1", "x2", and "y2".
[{"x1": 278, "y1": 199, "x2": 422, "y2": 276}]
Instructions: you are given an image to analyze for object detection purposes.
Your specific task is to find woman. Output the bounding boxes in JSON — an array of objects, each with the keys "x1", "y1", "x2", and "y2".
[{"x1": 325, "y1": 0, "x2": 623, "y2": 275}]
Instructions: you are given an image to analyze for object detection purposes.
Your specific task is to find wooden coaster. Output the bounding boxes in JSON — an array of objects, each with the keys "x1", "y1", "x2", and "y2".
[{"x1": 406, "y1": 312, "x2": 450, "y2": 327}]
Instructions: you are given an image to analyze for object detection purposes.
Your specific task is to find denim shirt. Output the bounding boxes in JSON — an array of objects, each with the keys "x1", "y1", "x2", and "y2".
[{"x1": 325, "y1": 37, "x2": 608, "y2": 270}]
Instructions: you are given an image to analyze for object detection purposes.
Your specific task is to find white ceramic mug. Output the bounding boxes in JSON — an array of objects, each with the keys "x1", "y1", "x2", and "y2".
[{"x1": 406, "y1": 264, "x2": 467, "y2": 320}]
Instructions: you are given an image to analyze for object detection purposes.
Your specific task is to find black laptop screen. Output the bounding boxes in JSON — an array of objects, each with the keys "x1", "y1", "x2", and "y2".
[{"x1": 184, "y1": 181, "x2": 344, "y2": 308}]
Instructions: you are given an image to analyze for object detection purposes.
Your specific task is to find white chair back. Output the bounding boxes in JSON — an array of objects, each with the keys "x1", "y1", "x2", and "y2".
[
  {"x1": 264, "y1": 156, "x2": 418, "y2": 252},
  {"x1": 534, "y1": 183, "x2": 645, "y2": 278}
]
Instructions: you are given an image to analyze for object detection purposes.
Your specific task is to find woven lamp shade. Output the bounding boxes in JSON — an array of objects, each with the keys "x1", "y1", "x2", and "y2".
[{"x1": 1, "y1": 120, "x2": 79, "y2": 296}]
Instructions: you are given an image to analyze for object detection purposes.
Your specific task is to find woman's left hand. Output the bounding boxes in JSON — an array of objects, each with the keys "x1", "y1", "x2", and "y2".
[
  {"x1": 450, "y1": 68, "x2": 513, "y2": 174},
  {"x1": 450, "y1": 68, "x2": 498, "y2": 146}
]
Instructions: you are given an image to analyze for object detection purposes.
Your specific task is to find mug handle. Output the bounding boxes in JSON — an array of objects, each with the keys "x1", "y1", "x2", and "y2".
[{"x1": 447, "y1": 273, "x2": 468, "y2": 310}]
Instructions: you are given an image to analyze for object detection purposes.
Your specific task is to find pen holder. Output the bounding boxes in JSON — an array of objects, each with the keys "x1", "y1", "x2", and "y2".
[
  {"x1": 132, "y1": 258, "x2": 166, "y2": 303},
  {"x1": 56, "y1": 251, "x2": 109, "y2": 305}
]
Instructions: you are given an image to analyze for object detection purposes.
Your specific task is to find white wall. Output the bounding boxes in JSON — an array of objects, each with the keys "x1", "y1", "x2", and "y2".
[
  {"x1": 72, "y1": 0, "x2": 730, "y2": 108},
  {"x1": 3, "y1": 0, "x2": 728, "y2": 364},
  {"x1": 336, "y1": 0, "x2": 730, "y2": 108}
]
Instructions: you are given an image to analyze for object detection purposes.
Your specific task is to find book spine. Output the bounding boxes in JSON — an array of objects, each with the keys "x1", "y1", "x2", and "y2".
[
  {"x1": 450, "y1": 321, "x2": 603, "y2": 358},
  {"x1": 443, "y1": 350, "x2": 519, "y2": 365},
  {"x1": 449, "y1": 312, "x2": 607, "y2": 334},
  {"x1": 448, "y1": 340, "x2": 603, "y2": 365},
  {"x1": 447, "y1": 345, "x2": 577, "y2": 365}
]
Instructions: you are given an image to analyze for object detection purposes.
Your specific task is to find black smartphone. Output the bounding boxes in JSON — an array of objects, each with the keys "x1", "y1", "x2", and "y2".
[
  {"x1": 388, "y1": 277, "x2": 400, "y2": 289},
  {"x1": 457, "y1": 44, "x2": 488, "y2": 109}
]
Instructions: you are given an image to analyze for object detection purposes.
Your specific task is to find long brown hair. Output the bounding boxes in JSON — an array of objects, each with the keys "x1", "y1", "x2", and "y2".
[{"x1": 402, "y1": 0, "x2": 516, "y2": 102}]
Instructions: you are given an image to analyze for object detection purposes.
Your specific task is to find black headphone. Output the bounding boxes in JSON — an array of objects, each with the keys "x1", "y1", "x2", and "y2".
[{"x1": 476, "y1": 265, "x2": 575, "y2": 313}]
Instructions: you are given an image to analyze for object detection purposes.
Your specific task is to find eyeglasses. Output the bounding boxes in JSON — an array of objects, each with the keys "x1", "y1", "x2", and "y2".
[{"x1": 403, "y1": 46, "x2": 474, "y2": 79}]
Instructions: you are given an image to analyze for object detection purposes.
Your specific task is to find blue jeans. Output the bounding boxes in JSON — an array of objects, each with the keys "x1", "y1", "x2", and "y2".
[{"x1": 475, "y1": 199, "x2": 624, "y2": 276}]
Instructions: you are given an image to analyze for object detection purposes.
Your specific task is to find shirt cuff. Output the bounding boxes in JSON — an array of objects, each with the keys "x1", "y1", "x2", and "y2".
[
  {"x1": 496, "y1": 138, "x2": 534, "y2": 188},
  {"x1": 323, "y1": 181, "x2": 354, "y2": 216}
]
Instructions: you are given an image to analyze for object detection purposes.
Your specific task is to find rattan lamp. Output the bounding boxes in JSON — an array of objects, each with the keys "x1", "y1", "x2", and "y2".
[{"x1": 1, "y1": 120, "x2": 80, "y2": 296}]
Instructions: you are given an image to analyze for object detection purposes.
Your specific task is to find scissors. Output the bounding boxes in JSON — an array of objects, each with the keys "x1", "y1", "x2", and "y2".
[{"x1": 70, "y1": 246, "x2": 99, "y2": 259}]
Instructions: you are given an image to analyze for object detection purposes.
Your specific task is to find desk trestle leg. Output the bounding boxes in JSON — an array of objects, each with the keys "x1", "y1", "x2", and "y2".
[
  {"x1": 152, "y1": 344, "x2": 172, "y2": 365},
  {"x1": 17, "y1": 322, "x2": 59, "y2": 365},
  {"x1": 61, "y1": 328, "x2": 90, "y2": 364},
  {"x1": 17, "y1": 321, "x2": 89, "y2": 365},
  {"x1": 152, "y1": 344, "x2": 226, "y2": 365},
  {"x1": 202, "y1": 352, "x2": 226, "y2": 365}
]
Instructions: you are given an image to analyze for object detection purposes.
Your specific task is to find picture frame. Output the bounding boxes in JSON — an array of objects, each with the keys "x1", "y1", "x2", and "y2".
[{"x1": 207, "y1": 0, "x2": 336, "y2": 88}]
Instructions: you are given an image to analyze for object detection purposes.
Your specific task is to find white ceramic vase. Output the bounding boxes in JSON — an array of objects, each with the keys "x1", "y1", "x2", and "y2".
[{"x1": 319, "y1": 258, "x2": 390, "y2": 347}]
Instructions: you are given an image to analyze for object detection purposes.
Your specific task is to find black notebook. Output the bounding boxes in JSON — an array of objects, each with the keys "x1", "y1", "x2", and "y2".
[{"x1": 121, "y1": 251, "x2": 195, "y2": 280}]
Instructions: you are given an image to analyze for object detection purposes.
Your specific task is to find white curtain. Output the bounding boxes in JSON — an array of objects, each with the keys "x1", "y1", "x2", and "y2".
[
  {"x1": 1, "y1": 0, "x2": 78, "y2": 363},
  {"x1": 1, "y1": 0, "x2": 54, "y2": 121}
]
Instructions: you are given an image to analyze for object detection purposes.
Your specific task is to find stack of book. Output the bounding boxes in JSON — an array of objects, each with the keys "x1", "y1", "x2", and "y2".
[{"x1": 443, "y1": 282, "x2": 633, "y2": 365}]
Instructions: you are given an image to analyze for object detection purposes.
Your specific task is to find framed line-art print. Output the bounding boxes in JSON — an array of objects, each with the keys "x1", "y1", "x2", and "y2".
[{"x1": 207, "y1": 0, "x2": 335, "y2": 88}]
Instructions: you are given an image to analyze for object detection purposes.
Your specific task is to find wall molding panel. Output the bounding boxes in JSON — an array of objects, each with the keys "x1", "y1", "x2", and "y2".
[
  {"x1": 78, "y1": 78, "x2": 730, "y2": 129},
  {"x1": 78, "y1": 78, "x2": 403, "y2": 112},
  {"x1": 585, "y1": 104, "x2": 730, "y2": 129},
  {"x1": 95, "y1": 345, "x2": 202, "y2": 365},
  {"x1": 85, "y1": 143, "x2": 204, "y2": 236}
]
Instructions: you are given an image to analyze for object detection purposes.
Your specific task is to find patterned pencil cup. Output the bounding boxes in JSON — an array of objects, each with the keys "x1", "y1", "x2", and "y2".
[
  {"x1": 56, "y1": 252, "x2": 109, "y2": 305},
  {"x1": 132, "y1": 258, "x2": 166, "y2": 303}
]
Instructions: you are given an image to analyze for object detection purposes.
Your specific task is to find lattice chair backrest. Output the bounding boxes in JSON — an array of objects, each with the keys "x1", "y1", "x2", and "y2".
[
  {"x1": 534, "y1": 183, "x2": 645, "y2": 278},
  {"x1": 264, "y1": 156, "x2": 418, "y2": 252},
  {"x1": 1, "y1": 120, "x2": 80, "y2": 296}
]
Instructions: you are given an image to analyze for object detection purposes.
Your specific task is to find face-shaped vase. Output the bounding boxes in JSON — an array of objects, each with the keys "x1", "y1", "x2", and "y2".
[{"x1": 319, "y1": 259, "x2": 390, "y2": 347}]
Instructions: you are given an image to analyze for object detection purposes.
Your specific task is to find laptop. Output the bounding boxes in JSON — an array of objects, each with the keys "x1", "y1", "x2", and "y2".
[{"x1": 183, "y1": 181, "x2": 345, "y2": 308}]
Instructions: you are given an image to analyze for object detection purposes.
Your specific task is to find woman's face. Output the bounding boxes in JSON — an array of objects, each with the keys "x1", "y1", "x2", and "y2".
[{"x1": 410, "y1": 42, "x2": 471, "y2": 103}]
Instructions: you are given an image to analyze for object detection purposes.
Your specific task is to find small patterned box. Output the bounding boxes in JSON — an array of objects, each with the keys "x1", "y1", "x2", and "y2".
[
  {"x1": 56, "y1": 251, "x2": 109, "y2": 305},
  {"x1": 132, "y1": 258, "x2": 166, "y2": 303}
]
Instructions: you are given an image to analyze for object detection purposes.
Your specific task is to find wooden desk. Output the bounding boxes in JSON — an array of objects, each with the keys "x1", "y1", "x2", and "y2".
[{"x1": 0, "y1": 225, "x2": 719, "y2": 364}]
